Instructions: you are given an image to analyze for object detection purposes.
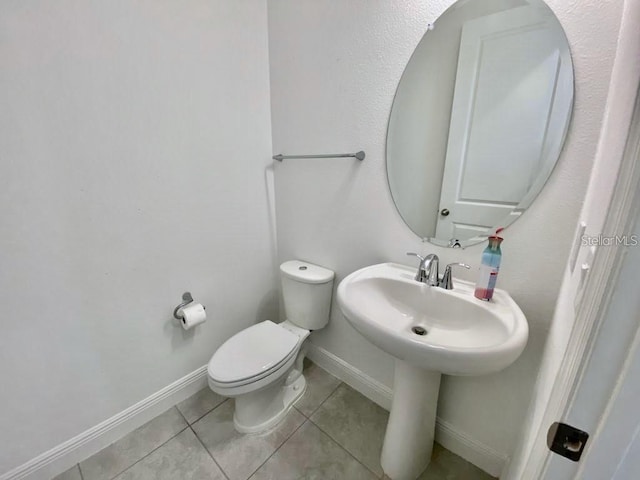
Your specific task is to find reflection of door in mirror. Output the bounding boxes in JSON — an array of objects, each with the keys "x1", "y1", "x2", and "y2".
[{"x1": 435, "y1": 6, "x2": 572, "y2": 242}]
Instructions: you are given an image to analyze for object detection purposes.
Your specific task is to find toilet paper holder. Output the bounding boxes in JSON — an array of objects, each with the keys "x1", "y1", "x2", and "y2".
[{"x1": 173, "y1": 292, "x2": 205, "y2": 320}]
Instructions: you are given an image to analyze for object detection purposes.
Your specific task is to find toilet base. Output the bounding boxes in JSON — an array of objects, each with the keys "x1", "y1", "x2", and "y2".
[{"x1": 233, "y1": 371, "x2": 306, "y2": 434}]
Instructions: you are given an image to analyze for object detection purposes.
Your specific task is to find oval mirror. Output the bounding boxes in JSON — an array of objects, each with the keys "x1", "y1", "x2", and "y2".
[{"x1": 386, "y1": 0, "x2": 573, "y2": 247}]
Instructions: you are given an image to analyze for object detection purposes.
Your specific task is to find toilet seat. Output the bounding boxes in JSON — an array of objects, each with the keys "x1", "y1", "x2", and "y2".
[{"x1": 208, "y1": 320, "x2": 300, "y2": 388}]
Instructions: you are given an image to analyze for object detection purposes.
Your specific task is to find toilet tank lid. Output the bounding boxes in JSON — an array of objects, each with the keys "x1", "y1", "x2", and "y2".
[{"x1": 280, "y1": 260, "x2": 334, "y2": 284}]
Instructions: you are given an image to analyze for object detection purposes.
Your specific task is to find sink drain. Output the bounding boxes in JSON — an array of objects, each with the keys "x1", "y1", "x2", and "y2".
[{"x1": 412, "y1": 326, "x2": 427, "y2": 336}]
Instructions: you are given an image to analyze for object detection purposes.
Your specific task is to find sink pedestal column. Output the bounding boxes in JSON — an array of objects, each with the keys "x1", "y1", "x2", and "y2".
[{"x1": 381, "y1": 360, "x2": 441, "y2": 480}]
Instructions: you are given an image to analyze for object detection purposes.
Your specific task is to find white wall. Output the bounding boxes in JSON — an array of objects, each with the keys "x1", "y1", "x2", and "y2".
[
  {"x1": 269, "y1": 0, "x2": 623, "y2": 469},
  {"x1": 0, "y1": 0, "x2": 274, "y2": 474}
]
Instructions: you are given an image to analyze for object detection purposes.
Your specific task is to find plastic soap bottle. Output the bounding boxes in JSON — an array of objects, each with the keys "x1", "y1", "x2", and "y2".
[{"x1": 474, "y1": 228, "x2": 504, "y2": 301}]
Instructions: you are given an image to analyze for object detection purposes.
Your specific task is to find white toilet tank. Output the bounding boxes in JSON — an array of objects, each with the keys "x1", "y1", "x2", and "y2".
[{"x1": 280, "y1": 260, "x2": 334, "y2": 330}]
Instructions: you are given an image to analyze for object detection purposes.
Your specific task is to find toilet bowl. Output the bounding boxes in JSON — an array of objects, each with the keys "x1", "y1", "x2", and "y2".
[{"x1": 207, "y1": 260, "x2": 334, "y2": 433}]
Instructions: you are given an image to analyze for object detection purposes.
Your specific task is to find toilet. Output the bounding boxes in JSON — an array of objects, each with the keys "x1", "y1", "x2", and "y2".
[{"x1": 207, "y1": 260, "x2": 334, "y2": 434}]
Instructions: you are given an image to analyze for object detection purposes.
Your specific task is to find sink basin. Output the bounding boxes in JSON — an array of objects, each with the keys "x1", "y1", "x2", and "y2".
[
  {"x1": 337, "y1": 262, "x2": 528, "y2": 375},
  {"x1": 336, "y1": 262, "x2": 528, "y2": 480}
]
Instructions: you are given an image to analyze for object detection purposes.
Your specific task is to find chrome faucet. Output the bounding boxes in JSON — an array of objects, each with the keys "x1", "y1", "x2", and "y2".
[
  {"x1": 407, "y1": 253, "x2": 470, "y2": 289},
  {"x1": 406, "y1": 252, "x2": 439, "y2": 286}
]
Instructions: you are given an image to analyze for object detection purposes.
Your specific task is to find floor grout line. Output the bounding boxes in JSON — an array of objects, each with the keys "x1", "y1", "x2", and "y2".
[
  {"x1": 333, "y1": 431, "x2": 383, "y2": 479},
  {"x1": 187, "y1": 397, "x2": 228, "y2": 426},
  {"x1": 178, "y1": 394, "x2": 229, "y2": 427},
  {"x1": 175, "y1": 404, "x2": 189, "y2": 425},
  {"x1": 308, "y1": 417, "x2": 383, "y2": 479},
  {"x1": 291, "y1": 366, "x2": 342, "y2": 419},
  {"x1": 305, "y1": 381, "x2": 345, "y2": 422},
  {"x1": 308, "y1": 378, "x2": 343, "y2": 417},
  {"x1": 77, "y1": 463, "x2": 85, "y2": 480},
  {"x1": 285, "y1": 372, "x2": 341, "y2": 418},
  {"x1": 244, "y1": 417, "x2": 310, "y2": 480},
  {"x1": 189, "y1": 424, "x2": 230, "y2": 480},
  {"x1": 103, "y1": 424, "x2": 190, "y2": 480},
  {"x1": 292, "y1": 404, "x2": 306, "y2": 418}
]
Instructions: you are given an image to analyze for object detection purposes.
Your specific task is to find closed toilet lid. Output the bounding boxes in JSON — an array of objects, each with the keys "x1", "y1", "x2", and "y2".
[{"x1": 208, "y1": 320, "x2": 299, "y2": 384}]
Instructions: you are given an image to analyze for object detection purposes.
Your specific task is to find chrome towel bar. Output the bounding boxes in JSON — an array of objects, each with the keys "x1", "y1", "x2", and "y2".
[{"x1": 272, "y1": 150, "x2": 365, "y2": 162}]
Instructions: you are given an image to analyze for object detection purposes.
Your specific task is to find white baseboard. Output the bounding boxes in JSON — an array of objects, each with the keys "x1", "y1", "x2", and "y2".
[
  {"x1": 1, "y1": 366, "x2": 208, "y2": 480},
  {"x1": 435, "y1": 418, "x2": 508, "y2": 477},
  {"x1": 306, "y1": 343, "x2": 394, "y2": 410},
  {"x1": 306, "y1": 343, "x2": 508, "y2": 478}
]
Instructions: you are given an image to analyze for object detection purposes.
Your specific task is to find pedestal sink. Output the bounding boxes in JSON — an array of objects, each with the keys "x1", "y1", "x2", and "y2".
[{"x1": 337, "y1": 263, "x2": 528, "y2": 480}]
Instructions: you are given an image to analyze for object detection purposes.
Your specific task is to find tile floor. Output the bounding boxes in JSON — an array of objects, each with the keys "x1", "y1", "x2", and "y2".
[{"x1": 54, "y1": 361, "x2": 495, "y2": 480}]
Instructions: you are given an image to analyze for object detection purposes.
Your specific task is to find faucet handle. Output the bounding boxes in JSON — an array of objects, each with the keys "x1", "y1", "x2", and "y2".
[
  {"x1": 406, "y1": 252, "x2": 425, "y2": 262},
  {"x1": 439, "y1": 263, "x2": 471, "y2": 290},
  {"x1": 407, "y1": 252, "x2": 429, "y2": 283}
]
